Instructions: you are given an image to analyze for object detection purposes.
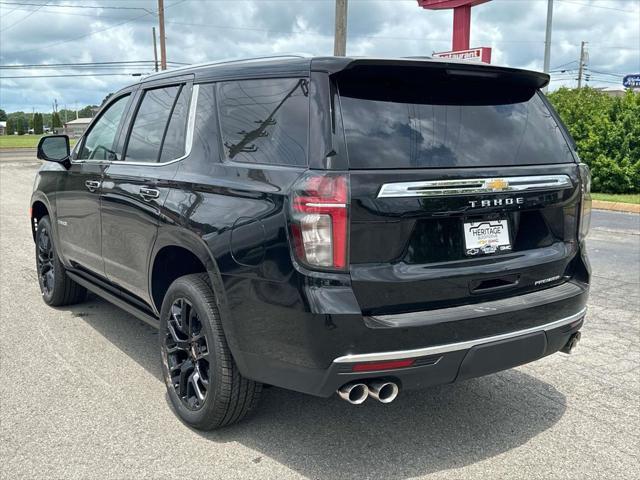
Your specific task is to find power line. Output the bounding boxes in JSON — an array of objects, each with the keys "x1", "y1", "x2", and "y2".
[
  {"x1": 8, "y1": 0, "x2": 188, "y2": 54},
  {"x1": 0, "y1": 60, "x2": 187, "y2": 69},
  {"x1": 0, "y1": 0, "x2": 46, "y2": 33},
  {"x1": 0, "y1": 1, "x2": 154, "y2": 12},
  {"x1": 0, "y1": 6, "x2": 133, "y2": 19},
  {"x1": 556, "y1": 0, "x2": 637, "y2": 13},
  {"x1": 0, "y1": 72, "x2": 153, "y2": 79},
  {"x1": 551, "y1": 60, "x2": 578, "y2": 70},
  {"x1": 586, "y1": 69, "x2": 625, "y2": 78}
]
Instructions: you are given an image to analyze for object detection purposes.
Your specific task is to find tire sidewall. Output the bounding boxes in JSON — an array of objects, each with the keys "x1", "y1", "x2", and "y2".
[
  {"x1": 159, "y1": 277, "x2": 224, "y2": 427},
  {"x1": 35, "y1": 216, "x2": 58, "y2": 304}
]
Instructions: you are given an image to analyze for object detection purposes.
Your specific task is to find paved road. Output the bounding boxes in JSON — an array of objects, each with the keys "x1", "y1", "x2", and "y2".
[
  {"x1": 1, "y1": 159, "x2": 638, "y2": 480},
  {"x1": 0, "y1": 148, "x2": 38, "y2": 163}
]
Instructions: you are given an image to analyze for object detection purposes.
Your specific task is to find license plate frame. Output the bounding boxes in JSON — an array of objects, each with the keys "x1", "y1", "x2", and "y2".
[{"x1": 463, "y1": 219, "x2": 512, "y2": 256}]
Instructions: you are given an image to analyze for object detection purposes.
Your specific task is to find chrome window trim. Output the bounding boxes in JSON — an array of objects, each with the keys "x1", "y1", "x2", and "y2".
[
  {"x1": 333, "y1": 307, "x2": 586, "y2": 364},
  {"x1": 376, "y1": 174, "x2": 573, "y2": 198},
  {"x1": 72, "y1": 84, "x2": 199, "y2": 167}
]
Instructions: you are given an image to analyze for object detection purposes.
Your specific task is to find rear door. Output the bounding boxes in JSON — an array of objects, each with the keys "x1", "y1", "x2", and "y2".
[
  {"x1": 100, "y1": 81, "x2": 194, "y2": 303},
  {"x1": 334, "y1": 64, "x2": 581, "y2": 315}
]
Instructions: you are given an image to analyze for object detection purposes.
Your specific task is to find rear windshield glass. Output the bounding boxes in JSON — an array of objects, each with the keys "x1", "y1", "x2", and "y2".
[{"x1": 337, "y1": 68, "x2": 574, "y2": 169}]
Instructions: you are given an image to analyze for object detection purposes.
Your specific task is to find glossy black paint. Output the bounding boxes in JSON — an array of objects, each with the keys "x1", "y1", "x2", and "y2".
[{"x1": 30, "y1": 56, "x2": 590, "y2": 398}]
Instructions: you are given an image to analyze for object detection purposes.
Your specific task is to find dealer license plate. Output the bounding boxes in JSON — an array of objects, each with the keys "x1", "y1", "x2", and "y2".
[{"x1": 463, "y1": 219, "x2": 512, "y2": 256}]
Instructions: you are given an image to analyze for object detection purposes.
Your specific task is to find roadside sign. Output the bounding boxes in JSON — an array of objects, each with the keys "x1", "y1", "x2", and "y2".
[
  {"x1": 433, "y1": 47, "x2": 492, "y2": 64},
  {"x1": 622, "y1": 74, "x2": 640, "y2": 88}
]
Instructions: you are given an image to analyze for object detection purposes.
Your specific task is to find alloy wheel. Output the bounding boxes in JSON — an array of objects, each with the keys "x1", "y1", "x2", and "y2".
[
  {"x1": 164, "y1": 298, "x2": 210, "y2": 410},
  {"x1": 37, "y1": 227, "x2": 55, "y2": 296}
]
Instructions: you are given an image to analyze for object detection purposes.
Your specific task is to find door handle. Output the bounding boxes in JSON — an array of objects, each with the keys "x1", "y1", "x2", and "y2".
[
  {"x1": 139, "y1": 187, "x2": 160, "y2": 201},
  {"x1": 85, "y1": 180, "x2": 101, "y2": 192}
]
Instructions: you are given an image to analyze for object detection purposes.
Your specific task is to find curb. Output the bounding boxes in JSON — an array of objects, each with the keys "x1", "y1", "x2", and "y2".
[{"x1": 592, "y1": 200, "x2": 640, "y2": 214}]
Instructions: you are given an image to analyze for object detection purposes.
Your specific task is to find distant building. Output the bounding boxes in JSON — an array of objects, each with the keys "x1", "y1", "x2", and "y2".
[
  {"x1": 0, "y1": 121, "x2": 6, "y2": 135},
  {"x1": 63, "y1": 117, "x2": 92, "y2": 138},
  {"x1": 594, "y1": 86, "x2": 627, "y2": 97}
]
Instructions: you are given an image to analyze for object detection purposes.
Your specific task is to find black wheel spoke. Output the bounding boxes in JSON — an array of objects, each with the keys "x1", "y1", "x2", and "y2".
[
  {"x1": 178, "y1": 358, "x2": 193, "y2": 398},
  {"x1": 163, "y1": 296, "x2": 211, "y2": 411},
  {"x1": 167, "y1": 321, "x2": 189, "y2": 347},
  {"x1": 36, "y1": 227, "x2": 55, "y2": 296}
]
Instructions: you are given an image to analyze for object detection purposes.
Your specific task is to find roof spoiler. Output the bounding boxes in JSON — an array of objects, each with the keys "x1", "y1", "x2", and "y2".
[{"x1": 312, "y1": 57, "x2": 550, "y2": 89}]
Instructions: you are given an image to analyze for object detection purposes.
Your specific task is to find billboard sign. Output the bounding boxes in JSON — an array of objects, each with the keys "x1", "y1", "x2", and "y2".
[
  {"x1": 433, "y1": 47, "x2": 492, "y2": 64},
  {"x1": 622, "y1": 74, "x2": 640, "y2": 88}
]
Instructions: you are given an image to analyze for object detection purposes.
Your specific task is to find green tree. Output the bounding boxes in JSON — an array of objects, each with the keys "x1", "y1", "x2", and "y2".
[
  {"x1": 0, "y1": 109, "x2": 6, "y2": 121},
  {"x1": 547, "y1": 87, "x2": 640, "y2": 194},
  {"x1": 51, "y1": 112, "x2": 62, "y2": 130},
  {"x1": 6, "y1": 117, "x2": 15, "y2": 134},
  {"x1": 33, "y1": 113, "x2": 44, "y2": 134},
  {"x1": 78, "y1": 105, "x2": 98, "y2": 118},
  {"x1": 16, "y1": 117, "x2": 26, "y2": 135}
]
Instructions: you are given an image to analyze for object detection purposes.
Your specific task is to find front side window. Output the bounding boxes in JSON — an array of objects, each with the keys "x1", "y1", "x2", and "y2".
[
  {"x1": 125, "y1": 85, "x2": 186, "y2": 163},
  {"x1": 217, "y1": 78, "x2": 309, "y2": 166},
  {"x1": 78, "y1": 94, "x2": 130, "y2": 161}
]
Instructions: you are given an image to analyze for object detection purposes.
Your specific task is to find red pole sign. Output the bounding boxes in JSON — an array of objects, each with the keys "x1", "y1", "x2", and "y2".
[{"x1": 417, "y1": 0, "x2": 491, "y2": 51}]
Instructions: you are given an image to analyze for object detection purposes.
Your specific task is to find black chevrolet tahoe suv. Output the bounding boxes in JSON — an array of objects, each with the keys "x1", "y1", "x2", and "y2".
[{"x1": 31, "y1": 55, "x2": 591, "y2": 430}]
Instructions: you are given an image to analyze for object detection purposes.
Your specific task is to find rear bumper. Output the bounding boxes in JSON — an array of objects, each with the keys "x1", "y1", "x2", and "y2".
[
  {"x1": 235, "y1": 301, "x2": 587, "y2": 397},
  {"x1": 224, "y1": 251, "x2": 589, "y2": 396},
  {"x1": 333, "y1": 307, "x2": 585, "y2": 364},
  {"x1": 324, "y1": 308, "x2": 585, "y2": 396}
]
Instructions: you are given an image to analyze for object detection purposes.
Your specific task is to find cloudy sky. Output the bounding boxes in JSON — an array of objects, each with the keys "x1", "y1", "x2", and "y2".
[{"x1": 1, "y1": 0, "x2": 638, "y2": 113}]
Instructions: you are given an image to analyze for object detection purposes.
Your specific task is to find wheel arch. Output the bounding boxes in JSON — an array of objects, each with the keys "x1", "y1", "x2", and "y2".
[
  {"x1": 149, "y1": 229, "x2": 251, "y2": 377},
  {"x1": 149, "y1": 230, "x2": 226, "y2": 318},
  {"x1": 30, "y1": 195, "x2": 53, "y2": 241}
]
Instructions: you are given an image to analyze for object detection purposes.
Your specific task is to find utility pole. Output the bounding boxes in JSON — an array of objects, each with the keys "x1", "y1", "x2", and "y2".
[
  {"x1": 152, "y1": 27, "x2": 159, "y2": 72},
  {"x1": 334, "y1": 0, "x2": 348, "y2": 56},
  {"x1": 577, "y1": 41, "x2": 587, "y2": 88},
  {"x1": 158, "y1": 0, "x2": 167, "y2": 70},
  {"x1": 542, "y1": 0, "x2": 553, "y2": 92}
]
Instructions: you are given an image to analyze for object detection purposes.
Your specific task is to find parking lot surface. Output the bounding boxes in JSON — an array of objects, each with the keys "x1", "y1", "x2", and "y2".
[{"x1": 1, "y1": 155, "x2": 639, "y2": 480}]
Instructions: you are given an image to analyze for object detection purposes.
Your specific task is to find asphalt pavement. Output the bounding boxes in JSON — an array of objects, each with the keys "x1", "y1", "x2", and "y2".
[{"x1": 1, "y1": 155, "x2": 638, "y2": 480}]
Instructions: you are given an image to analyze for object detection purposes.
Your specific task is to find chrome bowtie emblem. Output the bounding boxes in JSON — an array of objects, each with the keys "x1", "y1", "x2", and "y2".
[{"x1": 485, "y1": 178, "x2": 509, "y2": 191}]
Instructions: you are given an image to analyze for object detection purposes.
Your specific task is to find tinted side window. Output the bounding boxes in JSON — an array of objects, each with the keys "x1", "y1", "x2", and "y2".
[
  {"x1": 125, "y1": 86, "x2": 180, "y2": 163},
  {"x1": 78, "y1": 94, "x2": 129, "y2": 161},
  {"x1": 192, "y1": 84, "x2": 222, "y2": 162},
  {"x1": 217, "y1": 78, "x2": 309, "y2": 166},
  {"x1": 160, "y1": 86, "x2": 190, "y2": 162}
]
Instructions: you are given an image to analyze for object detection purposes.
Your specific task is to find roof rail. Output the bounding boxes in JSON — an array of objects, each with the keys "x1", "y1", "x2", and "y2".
[{"x1": 142, "y1": 53, "x2": 313, "y2": 80}]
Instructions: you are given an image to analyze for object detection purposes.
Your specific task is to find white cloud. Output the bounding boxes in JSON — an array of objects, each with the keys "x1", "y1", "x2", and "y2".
[{"x1": 0, "y1": 0, "x2": 638, "y2": 112}]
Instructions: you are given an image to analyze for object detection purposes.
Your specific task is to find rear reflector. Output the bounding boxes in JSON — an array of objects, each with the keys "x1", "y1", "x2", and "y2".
[{"x1": 351, "y1": 358, "x2": 415, "y2": 372}]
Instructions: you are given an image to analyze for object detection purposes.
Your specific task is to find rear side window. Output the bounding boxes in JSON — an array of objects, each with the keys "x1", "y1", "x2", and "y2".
[
  {"x1": 337, "y1": 68, "x2": 575, "y2": 169},
  {"x1": 217, "y1": 78, "x2": 309, "y2": 167},
  {"x1": 160, "y1": 86, "x2": 190, "y2": 162},
  {"x1": 125, "y1": 85, "x2": 187, "y2": 163}
]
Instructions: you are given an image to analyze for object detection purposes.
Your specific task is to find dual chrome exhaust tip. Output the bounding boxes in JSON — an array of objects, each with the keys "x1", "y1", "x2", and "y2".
[{"x1": 337, "y1": 381, "x2": 399, "y2": 405}]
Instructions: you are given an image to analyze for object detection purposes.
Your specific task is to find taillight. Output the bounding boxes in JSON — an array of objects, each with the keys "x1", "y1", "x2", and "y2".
[
  {"x1": 578, "y1": 164, "x2": 592, "y2": 241},
  {"x1": 290, "y1": 172, "x2": 349, "y2": 270}
]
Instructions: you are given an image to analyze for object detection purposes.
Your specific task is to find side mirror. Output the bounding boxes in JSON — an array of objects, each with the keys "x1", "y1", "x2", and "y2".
[{"x1": 37, "y1": 135, "x2": 70, "y2": 163}]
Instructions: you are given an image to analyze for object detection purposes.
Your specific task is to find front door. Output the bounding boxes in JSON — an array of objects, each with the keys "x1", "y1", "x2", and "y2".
[
  {"x1": 101, "y1": 83, "x2": 192, "y2": 303},
  {"x1": 56, "y1": 93, "x2": 132, "y2": 277}
]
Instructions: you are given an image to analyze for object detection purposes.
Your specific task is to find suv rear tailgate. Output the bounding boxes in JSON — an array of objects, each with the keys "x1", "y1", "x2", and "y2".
[{"x1": 333, "y1": 62, "x2": 582, "y2": 316}]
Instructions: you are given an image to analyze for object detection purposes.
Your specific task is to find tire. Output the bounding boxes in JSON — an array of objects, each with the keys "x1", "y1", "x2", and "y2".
[
  {"x1": 159, "y1": 273, "x2": 262, "y2": 430},
  {"x1": 35, "y1": 215, "x2": 87, "y2": 307}
]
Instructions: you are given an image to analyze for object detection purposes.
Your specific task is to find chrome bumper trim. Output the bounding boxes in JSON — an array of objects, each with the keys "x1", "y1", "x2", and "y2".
[{"x1": 333, "y1": 307, "x2": 586, "y2": 364}]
